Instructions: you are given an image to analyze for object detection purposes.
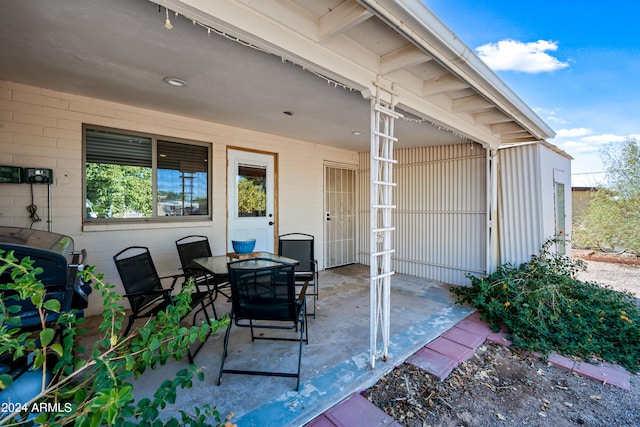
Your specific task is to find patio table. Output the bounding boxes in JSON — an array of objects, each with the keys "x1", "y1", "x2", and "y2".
[{"x1": 192, "y1": 252, "x2": 299, "y2": 281}]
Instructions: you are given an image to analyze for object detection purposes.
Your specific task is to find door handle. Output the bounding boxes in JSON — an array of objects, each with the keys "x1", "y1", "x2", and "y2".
[{"x1": 268, "y1": 221, "x2": 274, "y2": 226}]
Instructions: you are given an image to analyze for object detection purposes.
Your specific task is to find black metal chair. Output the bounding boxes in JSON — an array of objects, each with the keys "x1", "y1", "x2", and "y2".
[
  {"x1": 113, "y1": 246, "x2": 213, "y2": 362},
  {"x1": 175, "y1": 235, "x2": 229, "y2": 319},
  {"x1": 218, "y1": 258, "x2": 308, "y2": 391},
  {"x1": 278, "y1": 233, "x2": 318, "y2": 317}
]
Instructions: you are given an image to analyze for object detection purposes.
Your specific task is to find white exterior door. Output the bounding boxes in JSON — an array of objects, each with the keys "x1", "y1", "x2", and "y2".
[
  {"x1": 324, "y1": 164, "x2": 356, "y2": 268},
  {"x1": 227, "y1": 149, "x2": 276, "y2": 253}
]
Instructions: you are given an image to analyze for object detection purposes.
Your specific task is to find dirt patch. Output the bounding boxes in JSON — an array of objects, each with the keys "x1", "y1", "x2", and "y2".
[
  {"x1": 574, "y1": 251, "x2": 640, "y2": 298},
  {"x1": 365, "y1": 343, "x2": 639, "y2": 427},
  {"x1": 573, "y1": 249, "x2": 640, "y2": 266},
  {"x1": 364, "y1": 255, "x2": 640, "y2": 426}
]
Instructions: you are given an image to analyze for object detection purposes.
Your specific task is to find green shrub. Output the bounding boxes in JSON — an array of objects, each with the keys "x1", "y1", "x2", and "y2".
[
  {"x1": 451, "y1": 236, "x2": 640, "y2": 373},
  {"x1": 0, "y1": 250, "x2": 234, "y2": 426}
]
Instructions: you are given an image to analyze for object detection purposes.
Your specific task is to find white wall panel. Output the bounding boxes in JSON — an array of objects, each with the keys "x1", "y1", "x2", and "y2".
[
  {"x1": 0, "y1": 81, "x2": 358, "y2": 315},
  {"x1": 497, "y1": 143, "x2": 543, "y2": 265},
  {"x1": 358, "y1": 144, "x2": 487, "y2": 286},
  {"x1": 497, "y1": 143, "x2": 572, "y2": 265}
]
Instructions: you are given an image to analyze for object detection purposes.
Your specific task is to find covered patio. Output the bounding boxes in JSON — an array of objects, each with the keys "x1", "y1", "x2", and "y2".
[
  {"x1": 79, "y1": 264, "x2": 474, "y2": 426},
  {"x1": 1, "y1": 1, "x2": 570, "y2": 423}
]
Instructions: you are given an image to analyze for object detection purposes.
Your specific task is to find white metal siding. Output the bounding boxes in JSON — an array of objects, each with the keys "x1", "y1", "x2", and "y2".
[
  {"x1": 497, "y1": 144, "x2": 544, "y2": 265},
  {"x1": 497, "y1": 143, "x2": 573, "y2": 265},
  {"x1": 358, "y1": 145, "x2": 487, "y2": 286}
]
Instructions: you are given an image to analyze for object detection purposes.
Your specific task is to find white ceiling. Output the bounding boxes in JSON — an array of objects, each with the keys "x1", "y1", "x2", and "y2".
[{"x1": 0, "y1": 0, "x2": 543, "y2": 152}]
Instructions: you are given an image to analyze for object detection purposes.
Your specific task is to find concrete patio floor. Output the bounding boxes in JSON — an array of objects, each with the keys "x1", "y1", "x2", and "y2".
[{"x1": 80, "y1": 264, "x2": 474, "y2": 426}]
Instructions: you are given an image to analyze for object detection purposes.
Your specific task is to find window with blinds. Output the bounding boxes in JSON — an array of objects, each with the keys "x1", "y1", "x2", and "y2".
[{"x1": 84, "y1": 126, "x2": 210, "y2": 221}]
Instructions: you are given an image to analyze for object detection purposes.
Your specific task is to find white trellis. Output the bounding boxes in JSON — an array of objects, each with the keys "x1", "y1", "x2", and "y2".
[{"x1": 369, "y1": 83, "x2": 400, "y2": 369}]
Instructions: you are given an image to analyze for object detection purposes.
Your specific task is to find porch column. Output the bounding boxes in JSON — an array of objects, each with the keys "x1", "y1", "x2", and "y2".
[{"x1": 369, "y1": 82, "x2": 400, "y2": 369}]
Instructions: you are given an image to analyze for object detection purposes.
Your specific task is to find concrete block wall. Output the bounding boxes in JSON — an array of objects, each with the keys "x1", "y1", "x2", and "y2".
[{"x1": 0, "y1": 80, "x2": 358, "y2": 315}]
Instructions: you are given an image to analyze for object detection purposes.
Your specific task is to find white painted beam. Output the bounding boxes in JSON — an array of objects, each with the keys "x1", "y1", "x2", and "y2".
[
  {"x1": 490, "y1": 121, "x2": 526, "y2": 134},
  {"x1": 452, "y1": 94, "x2": 493, "y2": 113},
  {"x1": 380, "y1": 44, "x2": 432, "y2": 75},
  {"x1": 319, "y1": 0, "x2": 373, "y2": 41},
  {"x1": 422, "y1": 74, "x2": 470, "y2": 96},
  {"x1": 473, "y1": 109, "x2": 513, "y2": 125}
]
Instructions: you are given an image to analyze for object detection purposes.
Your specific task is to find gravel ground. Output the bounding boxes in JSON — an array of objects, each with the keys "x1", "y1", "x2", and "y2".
[
  {"x1": 365, "y1": 255, "x2": 640, "y2": 427},
  {"x1": 574, "y1": 255, "x2": 640, "y2": 298}
]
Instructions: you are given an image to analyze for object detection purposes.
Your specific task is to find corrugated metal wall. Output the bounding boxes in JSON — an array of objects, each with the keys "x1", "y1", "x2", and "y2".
[
  {"x1": 497, "y1": 143, "x2": 544, "y2": 265},
  {"x1": 497, "y1": 143, "x2": 573, "y2": 265},
  {"x1": 358, "y1": 144, "x2": 487, "y2": 286}
]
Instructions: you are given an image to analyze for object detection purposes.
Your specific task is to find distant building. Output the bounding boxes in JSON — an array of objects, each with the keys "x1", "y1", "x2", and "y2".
[{"x1": 572, "y1": 186, "x2": 597, "y2": 221}]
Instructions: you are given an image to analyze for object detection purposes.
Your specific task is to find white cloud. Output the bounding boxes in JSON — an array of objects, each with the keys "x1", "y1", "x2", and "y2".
[
  {"x1": 546, "y1": 115, "x2": 568, "y2": 125},
  {"x1": 533, "y1": 107, "x2": 568, "y2": 125},
  {"x1": 554, "y1": 133, "x2": 627, "y2": 155},
  {"x1": 476, "y1": 39, "x2": 569, "y2": 73},
  {"x1": 582, "y1": 133, "x2": 626, "y2": 144},
  {"x1": 559, "y1": 140, "x2": 601, "y2": 154},
  {"x1": 555, "y1": 128, "x2": 592, "y2": 138}
]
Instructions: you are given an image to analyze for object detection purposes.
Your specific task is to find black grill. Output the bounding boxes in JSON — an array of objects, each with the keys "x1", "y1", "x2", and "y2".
[{"x1": 0, "y1": 227, "x2": 90, "y2": 328}]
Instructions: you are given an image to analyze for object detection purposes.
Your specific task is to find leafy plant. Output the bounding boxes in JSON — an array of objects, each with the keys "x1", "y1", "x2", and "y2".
[
  {"x1": 0, "y1": 250, "x2": 234, "y2": 426},
  {"x1": 573, "y1": 137, "x2": 640, "y2": 254},
  {"x1": 451, "y1": 236, "x2": 640, "y2": 373}
]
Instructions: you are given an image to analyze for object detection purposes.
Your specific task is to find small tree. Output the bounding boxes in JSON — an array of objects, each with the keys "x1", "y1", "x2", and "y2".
[
  {"x1": 0, "y1": 250, "x2": 234, "y2": 426},
  {"x1": 573, "y1": 137, "x2": 640, "y2": 254}
]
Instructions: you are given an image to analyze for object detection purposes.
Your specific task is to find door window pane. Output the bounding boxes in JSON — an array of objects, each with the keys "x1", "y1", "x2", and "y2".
[
  {"x1": 555, "y1": 182, "x2": 566, "y2": 254},
  {"x1": 237, "y1": 164, "x2": 266, "y2": 217}
]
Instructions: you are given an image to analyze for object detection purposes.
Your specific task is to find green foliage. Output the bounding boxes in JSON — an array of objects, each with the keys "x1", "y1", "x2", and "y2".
[
  {"x1": 451, "y1": 236, "x2": 640, "y2": 373},
  {"x1": 0, "y1": 250, "x2": 234, "y2": 426},
  {"x1": 573, "y1": 189, "x2": 640, "y2": 253},
  {"x1": 86, "y1": 163, "x2": 153, "y2": 218},
  {"x1": 237, "y1": 177, "x2": 266, "y2": 217},
  {"x1": 573, "y1": 138, "x2": 640, "y2": 254}
]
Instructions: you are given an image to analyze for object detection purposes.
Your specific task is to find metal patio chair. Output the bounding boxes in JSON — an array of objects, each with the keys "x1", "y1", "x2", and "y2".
[
  {"x1": 175, "y1": 235, "x2": 230, "y2": 319},
  {"x1": 218, "y1": 258, "x2": 308, "y2": 391},
  {"x1": 278, "y1": 233, "x2": 319, "y2": 317},
  {"x1": 113, "y1": 246, "x2": 213, "y2": 362}
]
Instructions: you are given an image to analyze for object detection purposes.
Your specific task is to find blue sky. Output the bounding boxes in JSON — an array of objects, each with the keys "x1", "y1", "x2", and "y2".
[{"x1": 424, "y1": 1, "x2": 640, "y2": 186}]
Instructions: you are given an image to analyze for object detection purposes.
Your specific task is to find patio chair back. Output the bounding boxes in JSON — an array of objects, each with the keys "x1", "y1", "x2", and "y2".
[
  {"x1": 228, "y1": 260, "x2": 298, "y2": 322},
  {"x1": 219, "y1": 258, "x2": 308, "y2": 390},
  {"x1": 278, "y1": 233, "x2": 314, "y2": 272},
  {"x1": 175, "y1": 235, "x2": 227, "y2": 319},
  {"x1": 278, "y1": 232, "x2": 318, "y2": 317},
  {"x1": 175, "y1": 235, "x2": 212, "y2": 276},
  {"x1": 113, "y1": 246, "x2": 213, "y2": 361},
  {"x1": 113, "y1": 246, "x2": 165, "y2": 310}
]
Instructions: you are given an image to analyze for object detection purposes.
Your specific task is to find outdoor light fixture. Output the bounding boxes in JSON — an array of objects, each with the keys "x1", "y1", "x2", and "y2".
[
  {"x1": 164, "y1": 8, "x2": 173, "y2": 29},
  {"x1": 163, "y1": 77, "x2": 188, "y2": 87}
]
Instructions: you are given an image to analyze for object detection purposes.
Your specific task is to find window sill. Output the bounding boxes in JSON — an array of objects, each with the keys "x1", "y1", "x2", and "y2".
[{"x1": 82, "y1": 219, "x2": 213, "y2": 232}]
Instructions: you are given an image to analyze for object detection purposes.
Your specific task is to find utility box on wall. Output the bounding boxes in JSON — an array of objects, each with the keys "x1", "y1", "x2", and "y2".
[
  {"x1": 23, "y1": 168, "x2": 53, "y2": 184},
  {"x1": 0, "y1": 166, "x2": 23, "y2": 183}
]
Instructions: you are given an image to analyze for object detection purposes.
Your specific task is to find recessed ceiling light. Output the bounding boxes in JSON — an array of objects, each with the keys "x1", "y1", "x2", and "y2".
[
  {"x1": 163, "y1": 77, "x2": 188, "y2": 87},
  {"x1": 351, "y1": 131, "x2": 366, "y2": 136}
]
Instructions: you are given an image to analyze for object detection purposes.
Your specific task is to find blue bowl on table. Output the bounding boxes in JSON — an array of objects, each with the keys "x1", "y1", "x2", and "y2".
[{"x1": 232, "y1": 239, "x2": 256, "y2": 254}]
